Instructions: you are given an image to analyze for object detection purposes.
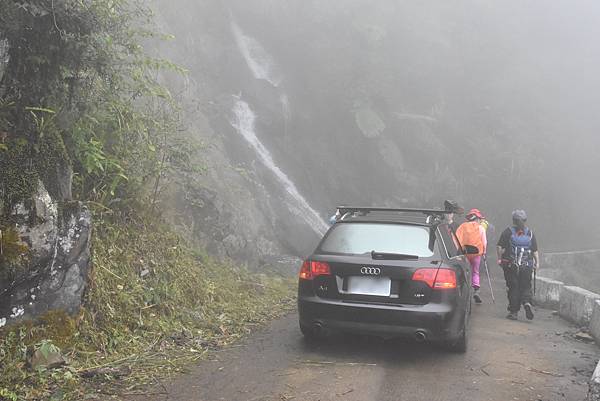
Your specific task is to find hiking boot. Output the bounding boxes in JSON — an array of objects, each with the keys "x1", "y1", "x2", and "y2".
[
  {"x1": 524, "y1": 302, "x2": 534, "y2": 320},
  {"x1": 506, "y1": 312, "x2": 518, "y2": 320},
  {"x1": 473, "y1": 289, "x2": 482, "y2": 304}
]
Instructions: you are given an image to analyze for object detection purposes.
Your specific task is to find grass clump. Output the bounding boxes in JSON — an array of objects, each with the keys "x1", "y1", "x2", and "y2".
[{"x1": 0, "y1": 211, "x2": 296, "y2": 400}]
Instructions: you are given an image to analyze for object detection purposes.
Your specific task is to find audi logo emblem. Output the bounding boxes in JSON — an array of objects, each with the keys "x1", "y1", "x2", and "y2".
[{"x1": 360, "y1": 266, "x2": 381, "y2": 275}]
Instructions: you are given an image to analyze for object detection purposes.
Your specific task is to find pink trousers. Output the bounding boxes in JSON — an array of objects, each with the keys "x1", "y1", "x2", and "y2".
[{"x1": 467, "y1": 255, "x2": 481, "y2": 289}]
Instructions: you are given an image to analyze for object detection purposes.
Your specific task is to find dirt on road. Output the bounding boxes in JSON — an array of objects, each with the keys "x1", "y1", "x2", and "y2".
[{"x1": 129, "y1": 275, "x2": 599, "y2": 401}]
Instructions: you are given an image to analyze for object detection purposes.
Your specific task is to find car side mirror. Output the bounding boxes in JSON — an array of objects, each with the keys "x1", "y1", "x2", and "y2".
[{"x1": 463, "y1": 245, "x2": 479, "y2": 255}]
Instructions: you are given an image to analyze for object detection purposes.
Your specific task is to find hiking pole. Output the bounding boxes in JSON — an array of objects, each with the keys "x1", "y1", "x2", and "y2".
[{"x1": 483, "y1": 255, "x2": 495, "y2": 303}]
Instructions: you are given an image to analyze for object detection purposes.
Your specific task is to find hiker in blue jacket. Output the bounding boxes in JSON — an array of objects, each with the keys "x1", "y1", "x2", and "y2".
[{"x1": 496, "y1": 210, "x2": 540, "y2": 321}]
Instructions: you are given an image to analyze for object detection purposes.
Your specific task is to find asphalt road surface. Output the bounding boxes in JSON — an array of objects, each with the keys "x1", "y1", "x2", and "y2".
[{"x1": 131, "y1": 272, "x2": 599, "y2": 401}]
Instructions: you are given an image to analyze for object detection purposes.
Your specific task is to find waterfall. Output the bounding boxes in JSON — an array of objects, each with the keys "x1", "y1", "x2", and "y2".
[
  {"x1": 280, "y1": 94, "x2": 291, "y2": 136},
  {"x1": 230, "y1": 19, "x2": 327, "y2": 235},
  {"x1": 231, "y1": 100, "x2": 329, "y2": 235},
  {"x1": 231, "y1": 21, "x2": 282, "y2": 87}
]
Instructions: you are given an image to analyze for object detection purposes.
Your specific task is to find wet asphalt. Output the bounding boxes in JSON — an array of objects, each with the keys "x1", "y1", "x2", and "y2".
[{"x1": 129, "y1": 269, "x2": 599, "y2": 401}]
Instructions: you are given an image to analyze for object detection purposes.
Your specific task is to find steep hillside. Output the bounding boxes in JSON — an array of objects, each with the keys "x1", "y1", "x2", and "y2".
[
  {"x1": 153, "y1": 0, "x2": 600, "y2": 258},
  {"x1": 0, "y1": 211, "x2": 294, "y2": 400}
]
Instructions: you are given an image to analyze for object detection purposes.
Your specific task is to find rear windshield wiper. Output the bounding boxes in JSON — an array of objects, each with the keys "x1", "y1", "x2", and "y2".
[{"x1": 371, "y1": 251, "x2": 419, "y2": 260}]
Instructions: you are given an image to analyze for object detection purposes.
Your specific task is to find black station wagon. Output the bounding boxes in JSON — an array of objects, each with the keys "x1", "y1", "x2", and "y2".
[{"x1": 297, "y1": 207, "x2": 475, "y2": 352}]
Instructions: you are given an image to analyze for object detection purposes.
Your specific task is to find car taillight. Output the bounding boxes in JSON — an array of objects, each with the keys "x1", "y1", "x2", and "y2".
[
  {"x1": 433, "y1": 269, "x2": 457, "y2": 289},
  {"x1": 299, "y1": 260, "x2": 311, "y2": 280},
  {"x1": 411, "y1": 268, "x2": 436, "y2": 288},
  {"x1": 412, "y1": 268, "x2": 457, "y2": 289},
  {"x1": 299, "y1": 260, "x2": 331, "y2": 280}
]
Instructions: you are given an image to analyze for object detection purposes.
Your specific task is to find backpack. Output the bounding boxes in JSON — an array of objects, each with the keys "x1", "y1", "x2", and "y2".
[
  {"x1": 456, "y1": 221, "x2": 485, "y2": 256},
  {"x1": 510, "y1": 226, "x2": 533, "y2": 267}
]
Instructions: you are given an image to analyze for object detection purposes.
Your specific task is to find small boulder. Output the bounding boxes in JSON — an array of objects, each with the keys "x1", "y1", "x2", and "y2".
[{"x1": 28, "y1": 340, "x2": 66, "y2": 370}]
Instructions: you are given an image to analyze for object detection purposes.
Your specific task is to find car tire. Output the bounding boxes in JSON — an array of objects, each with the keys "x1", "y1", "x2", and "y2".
[
  {"x1": 447, "y1": 328, "x2": 467, "y2": 353},
  {"x1": 446, "y1": 313, "x2": 468, "y2": 353}
]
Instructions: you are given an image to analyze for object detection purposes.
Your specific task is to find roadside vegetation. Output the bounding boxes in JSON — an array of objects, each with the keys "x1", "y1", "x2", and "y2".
[
  {"x1": 0, "y1": 211, "x2": 294, "y2": 400},
  {"x1": 0, "y1": 1, "x2": 295, "y2": 400}
]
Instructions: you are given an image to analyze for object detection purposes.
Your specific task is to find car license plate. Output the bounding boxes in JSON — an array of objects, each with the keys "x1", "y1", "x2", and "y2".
[{"x1": 347, "y1": 276, "x2": 391, "y2": 296}]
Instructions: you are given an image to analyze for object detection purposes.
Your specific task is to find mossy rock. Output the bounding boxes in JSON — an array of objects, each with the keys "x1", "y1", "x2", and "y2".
[
  {"x1": 0, "y1": 225, "x2": 30, "y2": 282},
  {"x1": 0, "y1": 119, "x2": 71, "y2": 218},
  {"x1": 34, "y1": 123, "x2": 72, "y2": 201},
  {"x1": 0, "y1": 137, "x2": 38, "y2": 215},
  {"x1": 38, "y1": 310, "x2": 77, "y2": 349}
]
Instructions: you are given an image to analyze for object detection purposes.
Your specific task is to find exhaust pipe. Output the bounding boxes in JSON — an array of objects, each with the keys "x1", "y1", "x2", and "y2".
[
  {"x1": 312, "y1": 322, "x2": 323, "y2": 334},
  {"x1": 415, "y1": 330, "x2": 427, "y2": 343}
]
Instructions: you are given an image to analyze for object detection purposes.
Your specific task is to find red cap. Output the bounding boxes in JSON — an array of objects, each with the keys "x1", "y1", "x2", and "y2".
[{"x1": 466, "y1": 208, "x2": 484, "y2": 219}]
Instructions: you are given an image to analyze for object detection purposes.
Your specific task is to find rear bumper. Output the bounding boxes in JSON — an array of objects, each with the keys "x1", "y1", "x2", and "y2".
[{"x1": 298, "y1": 295, "x2": 465, "y2": 342}]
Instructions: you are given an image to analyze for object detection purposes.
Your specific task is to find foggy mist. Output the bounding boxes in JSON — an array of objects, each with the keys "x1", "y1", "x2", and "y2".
[{"x1": 152, "y1": 0, "x2": 600, "y2": 258}]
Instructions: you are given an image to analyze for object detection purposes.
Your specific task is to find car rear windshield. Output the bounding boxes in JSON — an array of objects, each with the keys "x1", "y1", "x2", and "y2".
[{"x1": 319, "y1": 223, "x2": 437, "y2": 257}]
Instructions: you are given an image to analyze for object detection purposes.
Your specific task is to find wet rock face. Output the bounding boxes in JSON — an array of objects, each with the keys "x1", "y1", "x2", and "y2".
[{"x1": 0, "y1": 181, "x2": 92, "y2": 327}]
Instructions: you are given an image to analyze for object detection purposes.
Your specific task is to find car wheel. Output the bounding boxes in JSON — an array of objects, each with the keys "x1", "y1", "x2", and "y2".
[
  {"x1": 446, "y1": 313, "x2": 468, "y2": 353},
  {"x1": 447, "y1": 327, "x2": 467, "y2": 353}
]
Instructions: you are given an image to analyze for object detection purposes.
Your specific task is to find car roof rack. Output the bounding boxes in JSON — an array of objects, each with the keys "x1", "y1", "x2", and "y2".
[{"x1": 336, "y1": 206, "x2": 452, "y2": 218}]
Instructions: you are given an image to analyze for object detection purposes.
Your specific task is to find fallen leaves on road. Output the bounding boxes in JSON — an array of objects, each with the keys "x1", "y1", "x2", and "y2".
[
  {"x1": 574, "y1": 332, "x2": 594, "y2": 343},
  {"x1": 527, "y1": 367, "x2": 564, "y2": 377},
  {"x1": 479, "y1": 362, "x2": 491, "y2": 376},
  {"x1": 297, "y1": 359, "x2": 377, "y2": 367},
  {"x1": 337, "y1": 388, "x2": 354, "y2": 396},
  {"x1": 505, "y1": 360, "x2": 564, "y2": 378}
]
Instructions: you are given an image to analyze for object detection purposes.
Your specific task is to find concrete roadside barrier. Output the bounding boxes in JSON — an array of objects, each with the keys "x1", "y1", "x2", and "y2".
[
  {"x1": 543, "y1": 252, "x2": 600, "y2": 399},
  {"x1": 590, "y1": 301, "x2": 600, "y2": 344},
  {"x1": 586, "y1": 301, "x2": 600, "y2": 401},
  {"x1": 533, "y1": 276, "x2": 563, "y2": 309},
  {"x1": 559, "y1": 286, "x2": 600, "y2": 327},
  {"x1": 587, "y1": 361, "x2": 600, "y2": 401}
]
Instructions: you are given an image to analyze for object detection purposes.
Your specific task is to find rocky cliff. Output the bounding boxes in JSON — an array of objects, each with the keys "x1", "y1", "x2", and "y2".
[{"x1": 0, "y1": 179, "x2": 91, "y2": 327}]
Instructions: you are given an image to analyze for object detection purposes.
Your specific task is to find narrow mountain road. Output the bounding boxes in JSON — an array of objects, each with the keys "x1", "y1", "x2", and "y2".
[{"x1": 130, "y1": 271, "x2": 598, "y2": 401}]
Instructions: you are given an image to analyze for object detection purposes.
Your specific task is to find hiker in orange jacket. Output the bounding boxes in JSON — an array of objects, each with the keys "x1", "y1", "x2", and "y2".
[{"x1": 456, "y1": 208, "x2": 487, "y2": 303}]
